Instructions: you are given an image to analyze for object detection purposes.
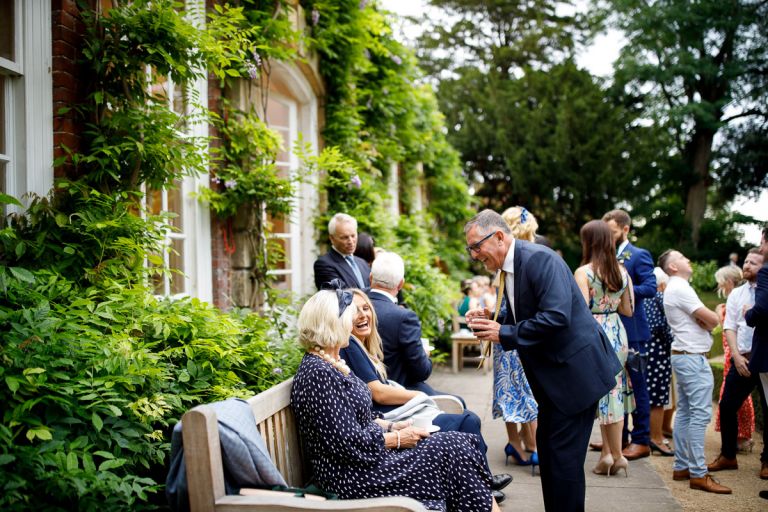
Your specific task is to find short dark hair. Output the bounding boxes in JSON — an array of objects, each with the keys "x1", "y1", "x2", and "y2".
[
  {"x1": 763, "y1": 223, "x2": 768, "y2": 240},
  {"x1": 602, "y1": 209, "x2": 631, "y2": 229},
  {"x1": 658, "y1": 249, "x2": 675, "y2": 274}
]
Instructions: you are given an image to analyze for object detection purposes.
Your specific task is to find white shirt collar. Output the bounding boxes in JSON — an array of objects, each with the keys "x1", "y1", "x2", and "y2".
[
  {"x1": 332, "y1": 245, "x2": 353, "y2": 258},
  {"x1": 370, "y1": 288, "x2": 398, "y2": 303},
  {"x1": 501, "y1": 238, "x2": 516, "y2": 275},
  {"x1": 616, "y1": 239, "x2": 629, "y2": 257}
]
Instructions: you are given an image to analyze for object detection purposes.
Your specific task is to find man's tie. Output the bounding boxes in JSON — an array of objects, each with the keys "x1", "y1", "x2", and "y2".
[
  {"x1": 479, "y1": 270, "x2": 507, "y2": 363},
  {"x1": 345, "y1": 255, "x2": 365, "y2": 288}
]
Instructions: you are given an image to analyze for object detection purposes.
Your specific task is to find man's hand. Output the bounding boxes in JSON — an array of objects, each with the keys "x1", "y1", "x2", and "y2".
[
  {"x1": 465, "y1": 306, "x2": 491, "y2": 323},
  {"x1": 467, "y1": 318, "x2": 501, "y2": 343},
  {"x1": 732, "y1": 353, "x2": 751, "y2": 378}
]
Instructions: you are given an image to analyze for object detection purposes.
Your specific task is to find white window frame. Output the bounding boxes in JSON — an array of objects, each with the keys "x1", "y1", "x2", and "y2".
[
  {"x1": 1, "y1": 0, "x2": 53, "y2": 213},
  {"x1": 144, "y1": 0, "x2": 212, "y2": 301}
]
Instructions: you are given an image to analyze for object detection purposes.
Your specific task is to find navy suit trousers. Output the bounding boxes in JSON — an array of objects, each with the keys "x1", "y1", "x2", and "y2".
[
  {"x1": 719, "y1": 360, "x2": 768, "y2": 462},
  {"x1": 623, "y1": 338, "x2": 651, "y2": 446}
]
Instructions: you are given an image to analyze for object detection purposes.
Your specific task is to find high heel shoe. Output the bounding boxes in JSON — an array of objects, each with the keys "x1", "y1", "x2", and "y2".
[
  {"x1": 529, "y1": 451, "x2": 539, "y2": 476},
  {"x1": 650, "y1": 441, "x2": 674, "y2": 457},
  {"x1": 738, "y1": 438, "x2": 754, "y2": 454},
  {"x1": 610, "y1": 456, "x2": 629, "y2": 477},
  {"x1": 592, "y1": 454, "x2": 614, "y2": 476},
  {"x1": 504, "y1": 443, "x2": 533, "y2": 466}
]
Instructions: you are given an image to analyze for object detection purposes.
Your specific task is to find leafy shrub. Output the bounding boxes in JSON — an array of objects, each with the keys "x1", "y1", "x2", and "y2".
[
  {"x1": 690, "y1": 259, "x2": 718, "y2": 294},
  {"x1": 0, "y1": 267, "x2": 300, "y2": 510}
]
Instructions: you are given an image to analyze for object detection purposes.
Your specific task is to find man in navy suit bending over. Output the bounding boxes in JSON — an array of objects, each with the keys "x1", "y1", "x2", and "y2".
[
  {"x1": 465, "y1": 209, "x2": 621, "y2": 512},
  {"x1": 602, "y1": 209, "x2": 656, "y2": 459},
  {"x1": 313, "y1": 213, "x2": 371, "y2": 290}
]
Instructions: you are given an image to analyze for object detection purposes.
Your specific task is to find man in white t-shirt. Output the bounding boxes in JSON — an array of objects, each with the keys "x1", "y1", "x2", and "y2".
[
  {"x1": 659, "y1": 249, "x2": 731, "y2": 494},
  {"x1": 708, "y1": 248, "x2": 766, "y2": 477}
]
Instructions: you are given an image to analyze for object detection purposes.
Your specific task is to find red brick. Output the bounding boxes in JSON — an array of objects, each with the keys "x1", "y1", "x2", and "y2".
[
  {"x1": 53, "y1": 87, "x2": 77, "y2": 103},
  {"x1": 52, "y1": 70, "x2": 77, "y2": 91},
  {"x1": 52, "y1": 40, "x2": 77, "y2": 60}
]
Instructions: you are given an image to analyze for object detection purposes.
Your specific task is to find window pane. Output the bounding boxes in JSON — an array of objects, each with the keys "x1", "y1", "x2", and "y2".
[
  {"x1": 167, "y1": 184, "x2": 183, "y2": 231},
  {"x1": 276, "y1": 128, "x2": 289, "y2": 164},
  {"x1": 0, "y1": 1, "x2": 14, "y2": 62},
  {"x1": 146, "y1": 188, "x2": 163, "y2": 216},
  {"x1": 169, "y1": 238, "x2": 185, "y2": 295},
  {"x1": 266, "y1": 97, "x2": 290, "y2": 127}
]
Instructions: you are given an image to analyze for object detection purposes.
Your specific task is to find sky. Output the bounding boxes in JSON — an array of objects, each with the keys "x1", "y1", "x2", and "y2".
[{"x1": 379, "y1": 0, "x2": 766, "y2": 245}]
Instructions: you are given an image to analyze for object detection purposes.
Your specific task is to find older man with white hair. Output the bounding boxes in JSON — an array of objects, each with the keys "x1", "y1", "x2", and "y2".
[{"x1": 313, "y1": 213, "x2": 371, "y2": 290}]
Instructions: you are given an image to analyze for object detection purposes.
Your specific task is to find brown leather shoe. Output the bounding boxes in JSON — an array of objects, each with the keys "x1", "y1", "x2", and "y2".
[
  {"x1": 707, "y1": 454, "x2": 738, "y2": 472},
  {"x1": 673, "y1": 469, "x2": 690, "y2": 481},
  {"x1": 689, "y1": 474, "x2": 732, "y2": 494},
  {"x1": 760, "y1": 462, "x2": 768, "y2": 480},
  {"x1": 589, "y1": 441, "x2": 603, "y2": 452},
  {"x1": 622, "y1": 443, "x2": 651, "y2": 460}
]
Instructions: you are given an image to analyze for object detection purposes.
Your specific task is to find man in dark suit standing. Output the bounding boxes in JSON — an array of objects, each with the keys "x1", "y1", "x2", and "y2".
[
  {"x1": 465, "y1": 209, "x2": 621, "y2": 512},
  {"x1": 747, "y1": 224, "x2": 768, "y2": 484},
  {"x1": 313, "y1": 213, "x2": 371, "y2": 290},
  {"x1": 602, "y1": 209, "x2": 656, "y2": 459}
]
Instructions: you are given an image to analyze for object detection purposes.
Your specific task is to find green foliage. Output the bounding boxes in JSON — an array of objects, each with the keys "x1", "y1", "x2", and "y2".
[
  {"x1": 67, "y1": 0, "x2": 210, "y2": 193},
  {"x1": 689, "y1": 260, "x2": 718, "y2": 294},
  {"x1": 0, "y1": 267, "x2": 300, "y2": 510},
  {"x1": 597, "y1": 0, "x2": 768, "y2": 247},
  {"x1": 200, "y1": 106, "x2": 295, "y2": 220},
  {"x1": 0, "y1": 181, "x2": 167, "y2": 286}
]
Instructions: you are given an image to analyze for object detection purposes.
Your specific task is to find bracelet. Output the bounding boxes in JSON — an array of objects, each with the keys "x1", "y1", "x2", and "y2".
[
  {"x1": 396, "y1": 430, "x2": 401, "y2": 450},
  {"x1": 387, "y1": 421, "x2": 394, "y2": 432}
]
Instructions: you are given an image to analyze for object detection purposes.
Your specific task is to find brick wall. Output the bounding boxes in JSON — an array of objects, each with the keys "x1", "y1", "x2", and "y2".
[{"x1": 51, "y1": 0, "x2": 87, "y2": 180}]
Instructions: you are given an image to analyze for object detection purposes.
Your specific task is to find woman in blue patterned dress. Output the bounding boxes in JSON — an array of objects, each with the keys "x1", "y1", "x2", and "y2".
[
  {"x1": 574, "y1": 220, "x2": 635, "y2": 477},
  {"x1": 291, "y1": 289, "x2": 501, "y2": 511},
  {"x1": 491, "y1": 206, "x2": 539, "y2": 467}
]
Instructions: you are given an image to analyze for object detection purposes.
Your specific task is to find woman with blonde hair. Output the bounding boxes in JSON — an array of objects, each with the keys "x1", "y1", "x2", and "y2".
[
  {"x1": 290, "y1": 287, "x2": 502, "y2": 511},
  {"x1": 713, "y1": 265, "x2": 755, "y2": 452},
  {"x1": 492, "y1": 206, "x2": 539, "y2": 468},
  {"x1": 340, "y1": 289, "x2": 513, "y2": 501}
]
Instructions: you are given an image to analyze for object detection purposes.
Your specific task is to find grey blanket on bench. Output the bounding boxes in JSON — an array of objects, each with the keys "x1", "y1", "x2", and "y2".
[{"x1": 166, "y1": 397, "x2": 287, "y2": 511}]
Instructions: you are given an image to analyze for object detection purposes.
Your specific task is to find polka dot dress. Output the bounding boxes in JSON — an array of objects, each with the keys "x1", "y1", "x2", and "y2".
[
  {"x1": 643, "y1": 292, "x2": 673, "y2": 407},
  {"x1": 291, "y1": 354, "x2": 493, "y2": 512}
]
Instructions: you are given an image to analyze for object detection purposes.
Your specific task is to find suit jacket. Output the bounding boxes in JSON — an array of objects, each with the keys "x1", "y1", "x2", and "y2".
[
  {"x1": 368, "y1": 291, "x2": 432, "y2": 389},
  {"x1": 618, "y1": 242, "x2": 656, "y2": 342},
  {"x1": 746, "y1": 264, "x2": 768, "y2": 373},
  {"x1": 313, "y1": 249, "x2": 371, "y2": 290},
  {"x1": 498, "y1": 240, "x2": 622, "y2": 416}
]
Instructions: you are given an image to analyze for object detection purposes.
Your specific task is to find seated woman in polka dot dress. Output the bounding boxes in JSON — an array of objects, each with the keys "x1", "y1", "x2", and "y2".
[{"x1": 291, "y1": 289, "x2": 501, "y2": 512}]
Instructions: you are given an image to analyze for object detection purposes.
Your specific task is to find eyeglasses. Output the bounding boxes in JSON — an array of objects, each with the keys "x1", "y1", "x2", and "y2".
[{"x1": 465, "y1": 231, "x2": 496, "y2": 256}]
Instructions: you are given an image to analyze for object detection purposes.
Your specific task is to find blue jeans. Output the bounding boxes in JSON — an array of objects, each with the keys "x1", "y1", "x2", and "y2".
[{"x1": 671, "y1": 354, "x2": 713, "y2": 478}]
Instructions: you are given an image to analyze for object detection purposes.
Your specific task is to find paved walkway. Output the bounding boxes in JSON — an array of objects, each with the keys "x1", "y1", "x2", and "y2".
[{"x1": 429, "y1": 365, "x2": 682, "y2": 511}]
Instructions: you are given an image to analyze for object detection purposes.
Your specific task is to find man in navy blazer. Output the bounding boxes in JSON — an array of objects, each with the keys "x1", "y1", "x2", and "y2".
[
  {"x1": 747, "y1": 225, "x2": 768, "y2": 482},
  {"x1": 603, "y1": 209, "x2": 656, "y2": 459},
  {"x1": 313, "y1": 213, "x2": 371, "y2": 290},
  {"x1": 466, "y1": 210, "x2": 621, "y2": 512},
  {"x1": 366, "y1": 251, "x2": 438, "y2": 394}
]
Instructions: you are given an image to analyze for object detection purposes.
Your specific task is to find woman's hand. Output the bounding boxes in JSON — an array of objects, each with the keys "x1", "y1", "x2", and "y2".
[
  {"x1": 396, "y1": 426, "x2": 431, "y2": 448},
  {"x1": 391, "y1": 419, "x2": 413, "y2": 431}
]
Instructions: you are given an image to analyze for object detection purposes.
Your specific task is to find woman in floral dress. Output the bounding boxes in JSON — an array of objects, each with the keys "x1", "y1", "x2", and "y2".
[{"x1": 574, "y1": 220, "x2": 635, "y2": 477}]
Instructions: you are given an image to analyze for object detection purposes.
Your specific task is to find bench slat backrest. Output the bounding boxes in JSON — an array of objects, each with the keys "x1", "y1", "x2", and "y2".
[{"x1": 247, "y1": 377, "x2": 306, "y2": 487}]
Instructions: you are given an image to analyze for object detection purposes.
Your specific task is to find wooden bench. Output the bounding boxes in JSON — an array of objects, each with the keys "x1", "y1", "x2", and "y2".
[
  {"x1": 451, "y1": 316, "x2": 491, "y2": 374},
  {"x1": 181, "y1": 377, "x2": 428, "y2": 511}
]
